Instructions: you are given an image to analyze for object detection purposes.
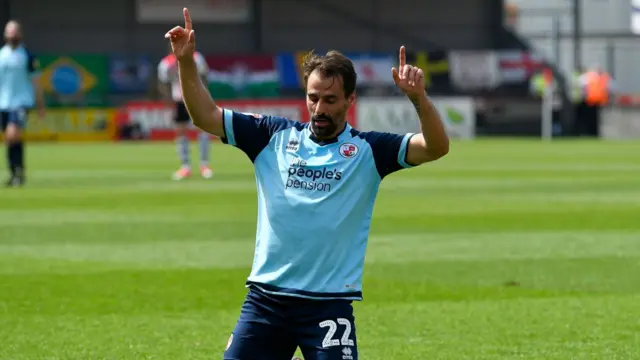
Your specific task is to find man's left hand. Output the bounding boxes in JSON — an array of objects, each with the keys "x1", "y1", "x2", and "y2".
[{"x1": 392, "y1": 46, "x2": 425, "y2": 98}]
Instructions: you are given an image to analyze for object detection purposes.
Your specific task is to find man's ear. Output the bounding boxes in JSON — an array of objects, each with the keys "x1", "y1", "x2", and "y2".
[{"x1": 348, "y1": 91, "x2": 356, "y2": 106}]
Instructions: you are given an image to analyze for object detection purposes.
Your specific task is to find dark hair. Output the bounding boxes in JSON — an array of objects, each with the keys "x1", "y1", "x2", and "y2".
[{"x1": 302, "y1": 50, "x2": 357, "y2": 98}]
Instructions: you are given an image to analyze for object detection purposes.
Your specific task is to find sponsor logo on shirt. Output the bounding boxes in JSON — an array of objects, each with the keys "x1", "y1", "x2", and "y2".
[{"x1": 286, "y1": 158, "x2": 343, "y2": 192}]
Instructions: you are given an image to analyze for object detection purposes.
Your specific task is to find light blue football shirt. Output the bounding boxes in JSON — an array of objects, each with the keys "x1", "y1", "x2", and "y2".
[
  {"x1": 0, "y1": 44, "x2": 38, "y2": 110},
  {"x1": 222, "y1": 109, "x2": 416, "y2": 301}
]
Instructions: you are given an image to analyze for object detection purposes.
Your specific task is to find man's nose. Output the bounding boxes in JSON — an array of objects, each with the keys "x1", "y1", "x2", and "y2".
[{"x1": 315, "y1": 102, "x2": 329, "y2": 115}]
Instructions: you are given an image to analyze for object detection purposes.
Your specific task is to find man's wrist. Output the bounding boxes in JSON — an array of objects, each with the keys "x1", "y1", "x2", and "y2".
[
  {"x1": 408, "y1": 90, "x2": 427, "y2": 101},
  {"x1": 408, "y1": 91, "x2": 428, "y2": 112},
  {"x1": 178, "y1": 56, "x2": 197, "y2": 70}
]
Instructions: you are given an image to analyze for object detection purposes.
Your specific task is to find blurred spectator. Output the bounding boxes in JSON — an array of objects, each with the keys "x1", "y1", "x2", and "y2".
[
  {"x1": 530, "y1": 67, "x2": 585, "y2": 136},
  {"x1": 157, "y1": 45, "x2": 213, "y2": 180},
  {"x1": 529, "y1": 68, "x2": 562, "y2": 135},
  {"x1": 578, "y1": 65, "x2": 616, "y2": 137},
  {"x1": 504, "y1": 1, "x2": 520, "y2": 29}
]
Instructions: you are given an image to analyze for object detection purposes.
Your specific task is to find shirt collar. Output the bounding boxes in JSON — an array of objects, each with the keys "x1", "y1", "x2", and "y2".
[{"x1": 307, "y1": 122, "x2": 353, "y2": 145}]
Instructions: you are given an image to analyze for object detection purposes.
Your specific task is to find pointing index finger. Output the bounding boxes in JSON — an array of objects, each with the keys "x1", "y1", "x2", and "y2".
[
  {"x1": 184, "y1": 8, "x2": 192, "y2": 31},
  {"x1": 399, "y1": 46, "x2": 406, "y2": 67}
]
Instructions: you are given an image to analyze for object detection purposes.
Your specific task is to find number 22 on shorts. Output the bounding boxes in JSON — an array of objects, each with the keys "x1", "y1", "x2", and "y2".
[{"x1": 319, "y1": 318, "x2": 355, "y2": 348}]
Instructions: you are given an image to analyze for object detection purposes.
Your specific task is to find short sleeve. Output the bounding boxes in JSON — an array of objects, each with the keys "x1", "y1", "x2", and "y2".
[
  {"x1": 361, "y1": 131, "x2": 417, "y2": 179},
  {"x1": 194, "y1": 52, "x2": 209, "y2": 77},
  {"x1": 221, "y1": 109, "x2": 296, "y2": 162}
]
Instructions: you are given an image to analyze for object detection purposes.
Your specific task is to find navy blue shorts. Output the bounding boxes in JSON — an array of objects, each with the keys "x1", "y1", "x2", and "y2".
[
  {"x1": 0, "y1": 109, "x2": 27, "y2": 131},
  {"x1": 224, "y1": 287, "x2": 358, "y2": 360}
]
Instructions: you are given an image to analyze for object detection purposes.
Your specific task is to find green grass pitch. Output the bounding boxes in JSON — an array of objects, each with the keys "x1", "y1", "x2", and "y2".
[{"x1": 1, "y1": 139, "x2": 639, "y2": 359}]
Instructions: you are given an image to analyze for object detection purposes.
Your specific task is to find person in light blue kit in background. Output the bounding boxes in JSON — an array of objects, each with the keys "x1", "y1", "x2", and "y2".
[
  {"x1": 0, "y1": 20, "x2": 45, "y2": 187},
  {"x1": 166, "y1": 8, "x2": 450, "y2": 360}
]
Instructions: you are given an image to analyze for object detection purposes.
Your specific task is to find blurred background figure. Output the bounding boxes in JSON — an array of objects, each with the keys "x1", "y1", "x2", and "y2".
[
  {"x1": 529, "y1": 66, "x2": 584, "y2": 136},
  {"x1": 0, "y1": 20, "x2": 44, "y2": 187},
  {"x1": 577, "y1": 64, "x2": 616, "y2": 137},
  {"x1": 529, "y1": 67, "x2": 562, "y2": 135},
  {"x1": 504, "y1": 1, "x2": 520, "y2": 28},
  {"x1": 157, "y1": 44, "x2": 213, "y2": 180}
]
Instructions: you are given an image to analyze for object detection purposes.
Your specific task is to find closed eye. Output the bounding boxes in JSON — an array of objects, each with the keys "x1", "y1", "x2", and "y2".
[{"x1": 308, "y1": 96, "x2": 337, "y2": 104}]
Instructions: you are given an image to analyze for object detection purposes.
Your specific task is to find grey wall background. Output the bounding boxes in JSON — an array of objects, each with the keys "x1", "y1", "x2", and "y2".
[{"x1": 2, "y1": 0, "x2": 502, "y2": 56}]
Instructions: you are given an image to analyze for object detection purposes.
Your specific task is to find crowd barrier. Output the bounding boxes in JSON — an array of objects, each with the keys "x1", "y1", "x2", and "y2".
[
  {"x1": 117, "y1": 99, "x2": 358, "y2": 141},
  {"x1": 356, "y1": 97, "x2": 476, "y2": 139},
  {"x1": 116, "y1": 96, "x2": 476, "y2": 141},
  {"x1": 0, "y1": 108, "x2": 118, "y2": 142},
  {"x1": 0, "y1": 97, "x2": 475, "y2": 142}
]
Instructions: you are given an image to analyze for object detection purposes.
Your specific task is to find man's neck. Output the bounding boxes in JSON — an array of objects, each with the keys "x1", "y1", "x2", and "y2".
[{"x1": 311, "y1": 122, "x2": 347, "y2": 142}]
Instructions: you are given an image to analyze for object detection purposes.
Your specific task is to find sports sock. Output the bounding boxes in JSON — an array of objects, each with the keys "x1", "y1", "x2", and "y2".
[
  {"x1": 14, "y1": 141, "x2": 24, "y2": 175},
  {"x1": 7, "y1": 142, "x2": 22, "y2": 176},
  {"x1": 177, "y1": 135, "x2": 189, "y2": 167},
  {"x1": 6, "y1": 143, "x2": 14, "y2": 176},
  {"x1": 198, "y1": 131, "x2": 210, "y2": 165}
]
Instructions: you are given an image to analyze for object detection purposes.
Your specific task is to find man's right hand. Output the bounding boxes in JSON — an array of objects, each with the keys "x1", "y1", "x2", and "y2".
[
  {"x1": 164, "y1": 8, "x2": 195, "y2": 61},
  {"x1": 164, "y1": 7, "x2": 224, "y2": 137}
]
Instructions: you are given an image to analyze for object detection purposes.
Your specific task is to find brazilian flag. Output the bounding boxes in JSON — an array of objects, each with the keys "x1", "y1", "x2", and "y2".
[{"x1": 38, "y1": 55, "x2": 109, "y2": 107}]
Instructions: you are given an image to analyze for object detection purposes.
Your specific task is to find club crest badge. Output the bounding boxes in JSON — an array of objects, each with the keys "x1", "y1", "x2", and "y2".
[{"x1": 339, "y1": 143, "x2": 359, "y2": 158}]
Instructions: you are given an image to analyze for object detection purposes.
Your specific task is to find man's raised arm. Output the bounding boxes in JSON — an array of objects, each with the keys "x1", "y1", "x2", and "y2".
[
  {"x1": 391, "y1": 46, "x2": 449, "y2": 164},
  {"x1": 178, "y1": 57, "x2": 223, "y2": 136},
  {"x1": 165, "y1": 8, "x2": 224, "y2": 137}
]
